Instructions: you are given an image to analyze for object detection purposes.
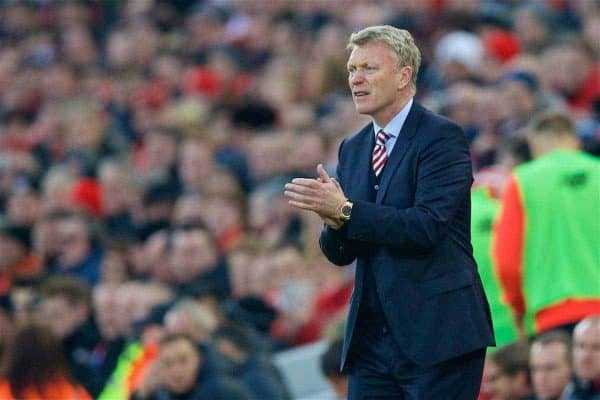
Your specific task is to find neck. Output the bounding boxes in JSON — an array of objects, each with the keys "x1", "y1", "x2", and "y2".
[
  {"x1": 372, "y1": 93, "x2": 412, "y2": 127},
  {"x1": 532, "y1": 137, "x2": 579, "y2": 159}
]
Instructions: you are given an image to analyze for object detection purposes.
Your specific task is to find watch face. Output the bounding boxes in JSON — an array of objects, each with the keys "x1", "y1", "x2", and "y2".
[{"x1": 342, "y1": 205, "x2": 352, "y2": 217}]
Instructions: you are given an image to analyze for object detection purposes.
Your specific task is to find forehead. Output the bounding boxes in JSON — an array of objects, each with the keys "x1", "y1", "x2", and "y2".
[
  {"x1": 531, "y1": 341, "x2": 568, "y2": 361},
  {"x1": 161, "y1": 339, "x2": 196, "y2": 357},
  {"x1": 347, "y1": 41, "x2": 398, "y2": 65},
  {"x1": 575, "y1": 324, "x2": 600, "y2": 343}
]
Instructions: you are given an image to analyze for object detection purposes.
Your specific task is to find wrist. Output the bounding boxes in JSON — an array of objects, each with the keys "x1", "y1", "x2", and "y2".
[{"x1": 339, "y1": 199, "x2": 353, "y2": 222}]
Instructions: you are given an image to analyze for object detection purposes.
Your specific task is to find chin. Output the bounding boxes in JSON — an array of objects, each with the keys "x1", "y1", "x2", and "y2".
[{"x1": 354, "y1": 104, "x2": 374, "y2": 115}]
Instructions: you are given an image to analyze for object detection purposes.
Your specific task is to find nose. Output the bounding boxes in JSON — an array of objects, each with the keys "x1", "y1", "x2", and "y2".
[{"x1": 349, "y1": 71, "x2": 365, "y2": 86}]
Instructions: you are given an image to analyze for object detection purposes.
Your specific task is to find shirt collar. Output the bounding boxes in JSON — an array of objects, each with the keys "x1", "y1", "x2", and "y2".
[{"x1": 372, "y1": 98, "x2": 413, "y2": 138}]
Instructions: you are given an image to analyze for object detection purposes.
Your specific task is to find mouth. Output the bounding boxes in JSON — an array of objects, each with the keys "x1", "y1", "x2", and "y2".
[{"x1": 353, "y1": 91, "x2": 369, "y2": 98}]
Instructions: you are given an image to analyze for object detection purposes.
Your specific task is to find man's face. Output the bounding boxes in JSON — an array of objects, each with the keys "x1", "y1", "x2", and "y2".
[
  {"x1": 573, "y1": 322, "x2": 600, "y2": 382},
  {"x1": 160, "y1": 339, "x2": 201, "y2": 395},
  {"x1": 481, "y1": 358, "x2": 513, "y2": 400},
  {"x1": 168, "y1": 230, "x2": 216, "y2": 283},
  {"x1": 57, "y1": 218, "x2": 91, "y2": 267},
  {"x1": 347, "y1": 41, "x2": 409, "y2": 125},
  {"x1": 93, "y1": 286, "x2": 123, "y2": 340},
  {"x1": 530, "y1": 341, "x2": 571, "y2": 400}
]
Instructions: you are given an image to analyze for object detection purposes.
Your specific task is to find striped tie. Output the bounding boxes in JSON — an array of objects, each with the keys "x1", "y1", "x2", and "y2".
[{"x1": 372, "y1": 129, "x2": 390, "y2": 177}]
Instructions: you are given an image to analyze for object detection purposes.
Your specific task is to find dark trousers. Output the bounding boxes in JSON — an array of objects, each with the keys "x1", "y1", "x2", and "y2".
[{"x1": 347, "y1": 322, "x2": 486, "y2": 400}]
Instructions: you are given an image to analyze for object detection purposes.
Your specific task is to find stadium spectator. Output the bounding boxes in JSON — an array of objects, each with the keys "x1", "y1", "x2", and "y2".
[
  {"x1": 562, "y1": 316, "x2": 600, "y2": 400},
  {"x1": 481, "y1": 341, "x2": 533, "y2": 400},
  {"x1": 163, "y1": 298, "x2": 219, "y2": 344},
  {"x1": 131, "y1": 333, "x2": 253, "y2": 400},
  {"x1": 214, "y1": 322, "x2": 290, "y2": 400},
  {"x1": 50, "y1": 212, "x2": 104, "y2": 286},
  {"x1": 166, "y1": 225, "x2": 231, "y2": 300},
  {"x1": 529, "y1": 331, "x2": 572, "y2": 400}
]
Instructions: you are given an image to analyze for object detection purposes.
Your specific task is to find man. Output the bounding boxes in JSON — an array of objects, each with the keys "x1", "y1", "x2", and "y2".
[
  {"x1": 51, "y1": 212, "x2": 104, "y2": 286},
  {"x1": 481, "y1": 341, "x2": 534, "y2": 400},
  {"x1": 166, "y1": 225, "x2": 231, "y2": 300},
  {"x1": 529, "y1": 331, "x2": 572, "y2": 400},
  {"x1": 493, "y1": 112, "x2": 600, "y2": 336},
  {"x1": 213, "y1": 323, "x2": 291, "y2": 400},
  {"x1": 284, "y1": 25, "x2": 494, "y2": 399},
  {"x1": 131, "y1": 333, "x2": 253, "y2": 400},
  {"x1": 563, "y1": 316, "x2": 600, "y2": 400}
]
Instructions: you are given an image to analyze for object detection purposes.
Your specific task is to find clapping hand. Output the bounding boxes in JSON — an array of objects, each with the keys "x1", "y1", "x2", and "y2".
[{"x1": 285, "y1": 164, "x2": 347, "y2": 229}]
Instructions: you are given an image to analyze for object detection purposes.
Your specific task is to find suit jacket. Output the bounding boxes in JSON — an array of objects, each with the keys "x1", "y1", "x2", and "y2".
[{"x1": 319, "y1": 102, "x2": 495, "y2": 370}]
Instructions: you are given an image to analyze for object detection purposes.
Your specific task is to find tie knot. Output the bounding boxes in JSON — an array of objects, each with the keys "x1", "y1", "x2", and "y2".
[{"x1": 376, "y1": 129, "x2": 390, "y2": 146}]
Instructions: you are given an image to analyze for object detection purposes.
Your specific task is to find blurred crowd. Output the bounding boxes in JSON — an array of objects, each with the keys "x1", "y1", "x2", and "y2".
[
  {"x1": 479, "y1": 317, "x2": 600, "y2": 400},
  {"x1": 0, "y1": 0, "x2": 598, "y2": 399}
]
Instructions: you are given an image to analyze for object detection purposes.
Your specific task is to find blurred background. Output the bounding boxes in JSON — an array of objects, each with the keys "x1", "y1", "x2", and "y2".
[{"x1": 0, "y1": 0, "x2": 598, "y2": 399}]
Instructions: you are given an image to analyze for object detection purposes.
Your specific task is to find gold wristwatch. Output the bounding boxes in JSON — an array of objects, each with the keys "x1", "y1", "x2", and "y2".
[{"x1": 339, "y1": 199, "x2": 353, "y2": 222}]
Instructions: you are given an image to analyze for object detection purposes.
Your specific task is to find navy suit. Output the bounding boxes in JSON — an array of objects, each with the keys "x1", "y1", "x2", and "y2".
[{"x1": 320, "y1": 102, "x2": 495, "y2": 398}]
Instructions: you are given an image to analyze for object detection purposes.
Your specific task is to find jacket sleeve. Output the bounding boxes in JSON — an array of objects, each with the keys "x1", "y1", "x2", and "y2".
[
  {"x1": 345, "y1": 123, "x2": 473, "y2": 253},
  {"x1": 319, "y1": 139, "x2": 357, "y2": 266},
  {"x1": 492, "y1": 175, "x2": 526, "y2": 319}
]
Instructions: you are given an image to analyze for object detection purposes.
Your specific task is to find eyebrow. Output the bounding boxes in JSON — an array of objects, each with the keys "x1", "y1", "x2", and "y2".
[{"x1": 347, "y1": 62, "x2": 377, "y2": 69}]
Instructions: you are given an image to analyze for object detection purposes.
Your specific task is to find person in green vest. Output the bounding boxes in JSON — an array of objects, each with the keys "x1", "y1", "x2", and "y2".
[
  {"x1": 494, "y1": 111, "x2": 600, "y2": 336},
  {"x1": 471, "y1": 187, "x2": 519, "y2": 348}
]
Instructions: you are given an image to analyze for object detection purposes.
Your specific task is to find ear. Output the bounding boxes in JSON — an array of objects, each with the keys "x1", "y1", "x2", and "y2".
[{"x1": 397, "y1": 66, "x2": 413, "y2": 91}]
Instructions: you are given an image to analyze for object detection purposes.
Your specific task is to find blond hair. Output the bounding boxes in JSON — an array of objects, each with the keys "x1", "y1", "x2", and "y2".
[{"x1": 347, "y1": 25, "x2": 421, "y2": 93}]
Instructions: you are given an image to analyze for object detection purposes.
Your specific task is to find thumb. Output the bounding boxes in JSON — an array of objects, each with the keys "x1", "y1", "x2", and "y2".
[
  {"x1": 317, "y1": 163, "x2": 330, "y2": 182},
  {"x1": 331, "y1": 177, "x2": 342, "y2": 190}
]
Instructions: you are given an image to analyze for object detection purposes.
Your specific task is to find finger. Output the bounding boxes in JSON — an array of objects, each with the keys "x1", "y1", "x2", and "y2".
[
  {"x1": 284, "y1": 183, "x2": 318, "y2": 196},
  {"x1": 291, "y1": 178, "x2": 321, "y2": 188},
  {"x1": 288, "y1": 200, "x2": 318, "y2": 211},
  {"x1": 284, "y1": 190, "x2": 316, "y2": 203},
  {"x1": 317, "y1": 163, "x2": 330, "y2": 182}
]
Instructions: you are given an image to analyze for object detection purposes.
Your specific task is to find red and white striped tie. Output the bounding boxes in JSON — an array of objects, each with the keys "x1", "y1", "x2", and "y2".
[{"x1": 372, "y1": 129, "x2": 390, "y2": 177}]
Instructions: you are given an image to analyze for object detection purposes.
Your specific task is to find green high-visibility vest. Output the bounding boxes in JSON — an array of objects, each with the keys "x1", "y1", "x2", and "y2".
[
  {"x1": 471, "y1": 188, "x2": 519, "y2": 347},
  {"x1": 514, "y1": 150, "x2": 600, "y2": 333}
]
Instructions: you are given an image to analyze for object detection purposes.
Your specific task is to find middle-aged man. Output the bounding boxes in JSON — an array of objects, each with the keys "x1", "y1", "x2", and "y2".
[
  {"x1": 284, "y1": 25, "x2": 494, "y2": 399},
  {"x1": 529, "y1": 331, "x2": 572, "y2": 400},
  {"x1": 563, "y1": 316, "x2": 600, "y2": 400}
]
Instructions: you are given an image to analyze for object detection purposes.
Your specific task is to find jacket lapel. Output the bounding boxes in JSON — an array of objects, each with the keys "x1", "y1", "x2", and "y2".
[
  {"x1": 345, "y1": 123, "x2": 374, "y2": 203},
  {"x1": 376, "y1": 102, "x2": 423, "y2": 204}
]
